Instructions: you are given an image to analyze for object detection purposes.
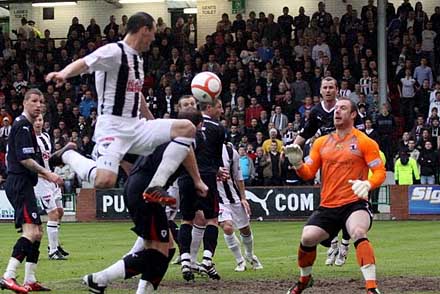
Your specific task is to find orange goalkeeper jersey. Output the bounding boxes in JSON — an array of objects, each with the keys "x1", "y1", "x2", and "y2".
[{"x1": 297, "y1": 128, "x2": 386, "y2": 208}]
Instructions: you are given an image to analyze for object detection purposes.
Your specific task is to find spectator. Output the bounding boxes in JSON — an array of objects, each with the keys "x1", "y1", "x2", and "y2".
[
  {"x1": 67, "y1": 17, "x2": 85, "y2": 38},
  {"x1": 103, "y1": 15, "x2": 119, "y2": 40},
  {"x1": 262, "y1": 128, "x2": 283, "y2": 153},
  {"x1": 291, "y1": 71, "x2": 311, "y2": 102},
  {"x1": 86, "y1": 18, "x2": 101, "y2": 40},
  {"x1": 414, "y1": 57, "x2": 434, "y2": 88},
  {"x1": 364, "y1": 118, "x2": 380, "y2": 144},
  {"x1": 228, "y1": 125, "x2": 242, "y2": 149},
  {"x1": 270, "y1": 106, "x2": 288, "y2": 132},
  {"x1": 253, "y1": 147, "x2": 265, "y2": 186},
  {"x1": 157, "y1": 17, "x2": 167, "y2": 33},
  {"x1": 278, "y1": 7, "x2": 294, "y2": 38},
  {"x1": 418, "y1": 140, "x2": 438, "y2": 184},
  {"x1": 118, "y1": 15, "x2": 128, "y2": 37},
  {"x1": 232, "y1": 13, "x2": 246, "y2": 33},
  {"x1": 376, "y1": 104, "x2": 396, "y2": 170},
  {"x1": 238, "y1": 146, "x2": 255, "y2": 186},
  {"x1": 0, "y1": 117, "x2": 11, "y2": 139},
  {"x1": 411, "y1": 114, "x2": 427, "y2": 142},
  {"x1": 54, "y1": 163, "x2": 76, "y2": 193},
  {"x1": 293, "y1": 6, "x2": 310, "y2": 40},
  {"x1": 399, "y1": 69, "x2": 417, "y2": 131},
  {"x1": 245, "y1": 97, "x2": 264, "y2": 127},
  {"x1": 395, "y1": 149, "x2": 420, "y2": 185},
  {"x1": 312, "y1": 2, "x2": 333, "y2": 34}
]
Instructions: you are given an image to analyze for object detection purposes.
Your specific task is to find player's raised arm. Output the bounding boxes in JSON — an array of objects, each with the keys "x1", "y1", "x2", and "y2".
[{"x1": 45, "y1": 58, "x2": 89, "y2": 87}]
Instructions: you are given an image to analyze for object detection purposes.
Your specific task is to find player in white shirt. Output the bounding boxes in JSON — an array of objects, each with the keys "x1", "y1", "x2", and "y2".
[
  {"x1": 218, "y1": 143, "x2": 263, "y2": 271},
  {"x1": 33, "y1": 114, "x2": 69, "y2": 260},
  {"x1": 45, "y1": 12, "x2": 207, "y2": 205}
]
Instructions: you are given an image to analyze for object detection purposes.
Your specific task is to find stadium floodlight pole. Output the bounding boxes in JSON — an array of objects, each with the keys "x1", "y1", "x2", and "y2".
[{"x1": 377, "y1": 0, "x2": 388, "y2": 106}]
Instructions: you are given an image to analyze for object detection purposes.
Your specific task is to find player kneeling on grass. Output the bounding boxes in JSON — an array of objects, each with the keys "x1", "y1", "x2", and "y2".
[
  {"x1": 285, "y1": 98, "x2": 385, "y2": 294},
  {"x1": 83, "y1": 109, "x2": 207, "y2": 294},
  {"x1": 218, "y1": 143, "x2": 262, "y2": 272}
]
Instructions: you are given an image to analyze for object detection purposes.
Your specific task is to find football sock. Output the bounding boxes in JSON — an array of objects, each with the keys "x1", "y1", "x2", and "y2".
[
  {"x1": 95, "y1": 260, "x2": 125, "y2": 286},
  {"x1": 126, "y1": 237, "x2": 145, "y2": 257},
  {"x1": 298, "y1": 243, "x2": 317, "y2": 277},
  {"x1": 240, "y1": 231, "x2": 254, "y2": 258},
  {"x1": 179, "y1": 224, "x2": 192, "y2": 254},
  {"x1": 24, "y1": 241, "x2": 40, "y2": 284},
  {"x1": 62, "y1": 150, "x2": 96, "y2": 183},
  {"x1": 5, "y1": 237, "x2": 32, "y2": 279},
  {"x1": 24, "y1": 262, "x2": 37, "y2": 284},
  {"x1": 330, "y1": 236, "x2": 339, "y2": 249},
  {"x1": 140, "y1": 249, "x2": 169, "y2": 290},
  {"x1": 47, "y1": 221, "x2": 59, "y2": 254},
  {"x1": 148, "y1": 137, "x2": 193, "y2": 188},
  {"x1": 136, "y1": 279, "x2": 154, "y2": 294},
  {"x1": 224, "y1": 233, "x2": 244, "y2": 263},
  {"x1": 190, "y1": 225, "x2": 204, "y2": 264},
  {"x1": 203, "y1": 225, "x2": 218, "y2": 256},
  {"x1": 354, "y1": 238, "x2": 377, "y2": 289}
]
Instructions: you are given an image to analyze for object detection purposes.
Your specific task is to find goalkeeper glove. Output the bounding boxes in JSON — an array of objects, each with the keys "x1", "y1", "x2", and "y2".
[
  {"x1": 348, "y1": 179, "x2": 371, "y2": 200},
  {"x1": 284, "y1": 144, "x2": 304, "y2": 169}
]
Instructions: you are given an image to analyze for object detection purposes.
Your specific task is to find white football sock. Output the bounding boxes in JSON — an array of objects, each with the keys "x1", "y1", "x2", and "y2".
[
  {"x1": 361, "y1": 264, "x2": 376, "y2": 281},
  {"x1": 190, "y1": 225, "x2": 205, "y2": 264},
  {"x1": 136, "y1": 279, "x2": 154, "y2": 294},
  {"x1": 240, "y1": 232, "x2": 254, "y2": 258},
  {"x1": 94, "y1": 260, "x2": 125, "y2": 286},
  {"x1": 125, "y1": 237, "x2": 145, "y2": 257},
  {"x1": 4, "y1": 257, "x2": 20, "y2": 279},
  {"x1": 300, "y1": 266, "x2": 313, "y2": 277},
  {"x1": 224, "y1": 233, "x2": 244, "y2": 263},
  {"x1": 24, "y1": 262, "x2": 37, "y2": 284},
  {"x1": 62, "y1": 150, "x2": 96, "y2": 183},
  {"x1": 330, "y1": 236, "x2": 339, "y2": 249},
  {"x1": 47, "y1": 221, "x2": 59, "y2": 254},
  {"x1": 148, "y1": 137, "x2": 193, "y2": 188}
]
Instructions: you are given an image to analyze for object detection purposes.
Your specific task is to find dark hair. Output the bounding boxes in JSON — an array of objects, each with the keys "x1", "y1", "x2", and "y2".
[
  {"x1": 126, "y1": 12, "x2": 155, "y2": 34},
  {"x1": 199, "y1": 99, "x2": 220, "y2": 111},
  {"x1": 338, "y1": 97, "x2": 358, "y2": 113},
  {"x1": 177, "y1": 108, "x2": 202, "y2": 127}
]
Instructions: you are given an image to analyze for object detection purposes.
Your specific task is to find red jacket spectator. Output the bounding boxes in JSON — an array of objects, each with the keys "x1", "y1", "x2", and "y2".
[{"x1": 245, "y1": 97, "x2": 264, "y2": 127}]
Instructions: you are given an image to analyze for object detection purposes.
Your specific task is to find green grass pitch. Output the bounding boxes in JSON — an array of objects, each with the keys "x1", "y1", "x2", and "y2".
[{"x1": 0, "y1": 221, "x2": 439, "y2": 293}]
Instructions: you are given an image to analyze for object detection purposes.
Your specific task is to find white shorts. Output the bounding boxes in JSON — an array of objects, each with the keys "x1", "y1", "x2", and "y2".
[
  {"x1": 34, "y1": 178, "x2": 63, "y2": 213},
  {"x1": 165, "y1": 180, "x2": 180, "y2": 221},
  {"x1": 93, "y1": 115, "x2": 175, "y2": 174},
  {"x1": 218, "y1": 202, "x2": 250, "y2": 230}
]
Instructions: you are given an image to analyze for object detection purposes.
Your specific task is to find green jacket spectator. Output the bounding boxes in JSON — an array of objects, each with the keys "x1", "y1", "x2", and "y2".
[{"x1": 394, "y1": 152, "x2": 420, "y2": 185}]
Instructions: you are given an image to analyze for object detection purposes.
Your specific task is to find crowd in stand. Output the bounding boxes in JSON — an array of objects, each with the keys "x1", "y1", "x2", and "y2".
[{"x1": 0, "y1": 0, "x2": 440, "y2": 189}]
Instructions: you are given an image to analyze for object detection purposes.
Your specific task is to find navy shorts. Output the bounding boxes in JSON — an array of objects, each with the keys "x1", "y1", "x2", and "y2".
[
  {"x1": 306, "y1": 200, "x2": 373, "y2": 242},
  {"x1": 179, "y1": 173, "x2": 219, "y2": 221},
  {"x1": 124, "y1": 171, "x2": 169, "y2": 243},
  {"x1": 5, "y1": 175, "x2": 42, "y2": 229}
]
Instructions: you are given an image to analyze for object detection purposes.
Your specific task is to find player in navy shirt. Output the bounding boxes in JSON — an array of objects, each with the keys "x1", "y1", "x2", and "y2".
[{"x1": 0, "y1": 89, "x2": 62, "y2": 293}]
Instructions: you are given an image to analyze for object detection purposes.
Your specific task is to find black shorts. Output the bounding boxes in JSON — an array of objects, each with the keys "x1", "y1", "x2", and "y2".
[
  {"x1": 306, "y1": 200, "x2": 373, "y2": 242},
  {"x1": 5, "y1": 175, "x2": 42, "y2": 229},
  {"x1": 124, "y1": 171, "x2": 169, "y2": 243},
  {"x1": 179, "y1": 173, "x2": 219, "y2": 221}
]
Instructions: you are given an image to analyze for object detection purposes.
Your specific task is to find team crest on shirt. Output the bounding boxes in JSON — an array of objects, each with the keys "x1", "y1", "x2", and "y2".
[
  {"x1": 161, "y1": 230, "x2": 168, "y2": 238},
  {"x1": 32, "y1": 212, "x2": 37, "y2": 219},
  {"x1": 350, "y1": 144, "x2": 357, "y2": 151}
]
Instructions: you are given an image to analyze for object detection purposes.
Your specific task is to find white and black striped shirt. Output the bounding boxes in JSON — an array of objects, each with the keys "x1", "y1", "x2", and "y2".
[
  {"x1": 360, "y1": 77, "x2": 372, "y2": 96},
  {"x1": 36, "y1": 132, "x2": 52, "y2": 170},
  {"x1": 217, "y1": 144, "x2": 243, "y2": 205},
  {"x1": 84, "y1": 41, "x2": 144, "y2": 118}
]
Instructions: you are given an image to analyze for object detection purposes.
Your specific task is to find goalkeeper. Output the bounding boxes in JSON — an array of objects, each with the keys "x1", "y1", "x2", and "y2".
[{"x1": 284, "y1": 98, "x2": 386, "y2": 294}]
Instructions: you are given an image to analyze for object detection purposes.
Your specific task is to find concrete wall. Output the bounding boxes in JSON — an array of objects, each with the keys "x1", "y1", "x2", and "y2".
[{"x1": 8, "y1": 0, "x2": 440, "y2": 41}]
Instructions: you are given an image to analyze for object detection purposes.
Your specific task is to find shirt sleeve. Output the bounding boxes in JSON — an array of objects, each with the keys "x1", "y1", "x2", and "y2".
[
  {"x1": 296, "y1": 136, "x2": 324, "y2": 180},
  {"x1": 299, "y1": 108, "x2": 320, "y2": 140},
  {"x1": 83, "y1": 43, "x2": 120, "y2": 73},
  {"x1": 361, "y1": 136, "x2": 386, "y2": 189},
  {"x1": 14, "y1": 126, "x2": 36, "y2": 161}
]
